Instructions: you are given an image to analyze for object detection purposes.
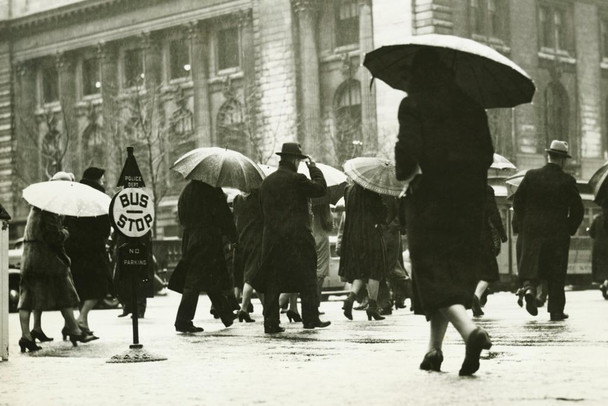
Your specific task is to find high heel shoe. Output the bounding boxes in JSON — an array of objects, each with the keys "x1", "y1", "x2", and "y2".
[
  {"x1": 237, "y1": 310, "x2": 255, "y2": 323},
  {"x1": 61, "y1": 327, "x2": 69, "y2": 341},
  {"x1": 343, "y1": 292, "x2": 356, "y2": 320},
  {"x1": 30, "y1": 329, "x2": 53, "y2": 342},
  {"x1": 68, "y1": 331, "x2": 97, "y2": 347},
  {"x1": 220, "y1": 311, "x2": 237, "y2": 328},
  {"x1": 286, "y1": 310, "x2": 302, "y2": 323},
  {"x1": 472, "y1": 294, "x2": 484, "y2": 317},
  {"x1": 19, "y1": 337, "x2": 41, "y2": 353},
  {"x1": 366, "y1": 300, "x2": 385, "y2": 321},
  {"x1": 459, "y1": 327, "x2": 492, "y2": 376},
  {"x1": 420, "y1": 349, "x2": 443, "y2": 372},
  {"x1": 77, "y1": 324, "x2": 99, "y2": 340}
]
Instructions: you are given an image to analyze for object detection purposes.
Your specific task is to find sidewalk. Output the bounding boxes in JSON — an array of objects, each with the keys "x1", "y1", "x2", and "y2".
[{"x1": 1, "y1": 290, "x2": 608, "y2": 405}]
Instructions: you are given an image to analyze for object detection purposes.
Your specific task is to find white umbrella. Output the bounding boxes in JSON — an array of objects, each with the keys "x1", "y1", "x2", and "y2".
[
  {"x1": 171, "y1": 147, "x2": 265, "y2": 192},
  {"x1": 23, "y1": 181, "x2": 111, "y2": 217},
  {"x1": 363, "y1": 34, "x2": 535, "y2": 108},
  {"x1": 343, "y1": 157, "x2": 407, "y2": 197}
]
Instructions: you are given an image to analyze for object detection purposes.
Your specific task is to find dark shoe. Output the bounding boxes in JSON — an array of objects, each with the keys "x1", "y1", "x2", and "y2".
[
  {"x1": 117, "y1": 310, "x2": 131, "y2": 318},
  {"x1": 366, "y1": 300, "x2": 385, "y2": 321},
  {"x1": 130, "y1": 312, "x2": 144, "y2": 319},
  {"x1": 524, "y1": 290, "x2": 538, "y2": 316},
  {"x1": 30, "y1": 329, "x2": 53, "y2": 342},
  {"x1": 600, "y1": 284, "x2": 608, "y2": 300},
  {"x1": 303, "y1": 319, "x2": 331, "y2": 329},
  {"x1": 77, "y1": 326, "x2": 99, "y2": 341},
  {"x1": 237, "y1": 310, "x2": 255, "y2": 323},
  {"x1": 247, "y1": 303, "x2": 254, "y2": 313},
  {"x1": 61, "y1": 327, "x2": 70, "y2": 341},
  {"x1": 19, "y1": 337, "x2": 41, "y2": 353},
  {"x1": 459, "y1": 327, "x2": 492, "y2": 376},
  {"x1": 550, "y1": 312, "x2": 569, "y2": 321},
  {"x1": 264, "y1": 325, "x2": 285, "y2": 334},
  {"x1": 220, "y1": 311, "x2": 237, "y2": 328},
  {"x1": 516, "y1": 289, "x2": 524, "y2": 308},
  {"x1": 68, "y1": 331, "x2": 97, "y2": 347},
  {"x1": 343, "y1": 292, "x2": 356, "y2": 320},
  {"x1": 480, "y1": 288, "x2": 490, "y2": 307},
  {"x1": 472, "y1": 295, "x2": 484, "y2": 317},
  {"x1": 175, "y1": 324, "x2": 204, "y2": 333},
  {"x1": 210, "y1": 306, "x2": 220, "y2": 319},
  {"x1": 394, "y1": 298, "x2": 406, "y2": 309},
  {"x1": 379, "y1": 305, "x2": 393, "y2": 315},
  {"x1": 420, "y1": 349, "x2": 443, "y2": 372},
  {"x1": 286, "y1": 310, "x2": 302, "y2": 323}
]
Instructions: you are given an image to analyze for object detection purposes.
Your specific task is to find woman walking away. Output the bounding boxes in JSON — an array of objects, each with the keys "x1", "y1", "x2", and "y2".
[
  {"x1": 18, "y1": 197, "x2": 96, "y2": 351},
  {"x1": 339, "y1": 182, "x2": 387, "y2": 321},
  {"x1": 589, "y1": 204, "x2": 608, "y2": 300},
  {"x1": 472, "y1": 184, "x2": 508, "y2": 316},
  {"x1": 64, "y1": 167, "x2": 111, "y2": 338},
  {"x1": 395, "y1": 48, "x2": 494, "y2": 376},
  {"x1": 172, "y1": 181, "x2": 238, "y2": 333},
  {"x1": 233, "y1": 188, "x2": 264, "y2": 323}
]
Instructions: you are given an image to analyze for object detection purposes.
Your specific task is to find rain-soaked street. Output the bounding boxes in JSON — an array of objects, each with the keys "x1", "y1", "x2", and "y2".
[{"x1": 2, "y1": 289, "x2": 608, "y2": 405}]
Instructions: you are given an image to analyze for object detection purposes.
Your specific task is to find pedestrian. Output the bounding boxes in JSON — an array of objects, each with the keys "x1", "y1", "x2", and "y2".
[
  {"x1": 251, "y1": 142, "x2": 330, "y2": 333},
  {"x1": 472, "y1": 184, "x2": 508, "y2": 317},
  {"x1": 339, "y1": 183, "x2": 387, "y2": 321},
  {"x1": 395, "y1": 48, "x2": 494, "y2": 375},
  {"x1": 232, "y1": 189, "x2": 263, "y2": 322},
  {"x1": 18, "y1": 174, "x2": 96, "y2": 351},
  {"x1": 589, "y1": 205, "x2": 608, "y2": 300},
  {"x1": 64, "y1": 167, "x2": 111, "y2": 339},
  {"x1": 512, "y1": 140, "x2": 584, "y2": 321},
  {"x1": 170, "y1": 180, "x2": 238, "y2": 333},
  {"x1": 312, "y1": 202, "x2": 333, "y2": 313}
]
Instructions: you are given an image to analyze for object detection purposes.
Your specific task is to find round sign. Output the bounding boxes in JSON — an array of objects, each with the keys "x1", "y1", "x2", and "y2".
[{"x1": 110, "y1": 188, "x2": 155, "y2": 238}]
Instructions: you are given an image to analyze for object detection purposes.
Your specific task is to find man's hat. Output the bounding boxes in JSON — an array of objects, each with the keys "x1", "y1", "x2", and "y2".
[
  {"x1": 545, "y1": 140, "x2": 571, "y2": 158},
  {"x1": 50, "y1": 171, "x2": 75, "y2": 181},
  {"x1": 276, "y1": 142, "x2": 308, "y2": 159}
]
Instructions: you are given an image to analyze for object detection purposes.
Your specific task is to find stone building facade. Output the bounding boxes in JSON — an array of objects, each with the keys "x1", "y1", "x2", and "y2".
[{"x1": 0, "y1": 0, "x2": 607, "y2": 239}]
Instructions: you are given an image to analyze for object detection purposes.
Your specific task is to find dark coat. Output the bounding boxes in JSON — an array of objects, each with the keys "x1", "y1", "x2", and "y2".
[
  {"x1": 64, "y1": 180, "x2": 111, "y2": 301},
  {"x1": 395, "y1": 83, "x2": 494, "y2": 317},
  {"x1": 589, "y1": 212, "x2": 608, "y2": 282},
  {"x1": 479, "y1": 185, "x2": 508, "y2": 282},
  {"x1": 170, "y1": 181, "x2": 236, "y2": 293},
  {"x1": 233, "y1": 190, "x2": 264, "y2": 285},
  {"x1": 338, "y1": 183, "x2": 387, "y2": 283},
  {"x1": 512, "y1": 163, "x2": 584, "y2": 281},
  {"x1": 18, "y1": 207, "x2": 80, "y2": 311},
  {"x1": 252, "y1": 161, "x2": 326, "y2": 293}
]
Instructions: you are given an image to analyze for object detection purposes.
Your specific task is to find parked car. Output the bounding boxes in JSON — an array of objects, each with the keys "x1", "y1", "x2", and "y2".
[{"x1": 8, "y1": 238, "x2": 23, "y2": 312}]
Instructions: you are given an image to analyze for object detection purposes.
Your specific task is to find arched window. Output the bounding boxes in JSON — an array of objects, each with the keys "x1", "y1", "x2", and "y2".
[
  {"x1": 544, "y1": 81, "x2": 570, "y2": 150},
  {"x1": 82, "y1": 107, "x2": 104, "y2": 167},
  {"x1": 333, "y1": 79, "x2": 362, "y2": 164},
  {"x1": 217, "y1": 98, "x2": 248, "y2": 155}
]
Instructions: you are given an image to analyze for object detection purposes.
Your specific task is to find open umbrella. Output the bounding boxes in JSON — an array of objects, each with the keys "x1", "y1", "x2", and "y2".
[
  {"x1": 171, "y1": 147, "x2": 265, "y2": 192},
  {"x1": 488, "y1": 153, "x2": 517, "y2": 178},
  {"x1": 363, "y1": 34, "x2": 535, "y2": 108},
  {"x1": 343, "y1": 157, "x2": 407, "y2": 197},
  {"x1": 23, "y1": 180, "x2": 111, "y2": 217},
  {"x1": 260, "y1": 162, "x2": 347, "y2": 204},
  {"x1": 505, "y1": 170, "x2": 527, "y2": 198},
  {"x1": 588, "y1": 162, "x2": 608, "y2": 204}
]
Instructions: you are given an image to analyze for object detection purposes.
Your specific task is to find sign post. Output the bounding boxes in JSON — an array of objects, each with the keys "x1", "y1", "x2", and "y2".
[
  {"x1": 0, "y1": 204, "x2": 10, "y2": 361},
  {"x1": 107, "y1": 147, "x2": 166, "y2": 363}
]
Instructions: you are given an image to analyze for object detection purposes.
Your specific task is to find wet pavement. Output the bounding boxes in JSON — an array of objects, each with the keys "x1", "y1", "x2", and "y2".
[{"x1": 1, "y1": 289, "x2": 608, "y2": 405}]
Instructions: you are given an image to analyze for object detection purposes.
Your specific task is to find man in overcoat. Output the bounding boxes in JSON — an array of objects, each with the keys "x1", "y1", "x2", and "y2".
[
  {"x1": 253, "y1": 142, "x2": 330, "y2": 333},
  {"x1": 513, "y1": 140, "x2": 584, "y2": 321}
]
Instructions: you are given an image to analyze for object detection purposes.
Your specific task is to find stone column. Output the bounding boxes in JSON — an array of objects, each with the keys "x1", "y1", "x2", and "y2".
[
  {"x1": 187, "y1": 21, "x2": 213, "y2": 147},
  {"x1": 292, "y1": 0, "x2": 322, "y2": 158},
  {"x1": 239, "y1": 11, "x2": 257, "y2": 158},
  {"x1": 359, "y1": 0, "x2": 377, "y2": 155},
  {"x1": 98, "y1": 41, "x2": 121, "y2": 187},
  {"x1": 56, "y1": 52, "x2": 79, "y2": 175},
  {"x1": 141, "y1": 31, "x2": 162, "y2": 90}
]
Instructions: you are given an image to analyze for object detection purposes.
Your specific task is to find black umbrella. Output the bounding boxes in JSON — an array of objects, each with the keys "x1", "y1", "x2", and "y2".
[{"x1": 363, "y1": 34, "x2": 535, "y2": 108}]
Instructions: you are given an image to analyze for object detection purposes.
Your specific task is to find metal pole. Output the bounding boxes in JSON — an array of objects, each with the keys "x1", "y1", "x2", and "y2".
[{"x1": 130, "y1": 272, "x2": 141, "y2": 349}]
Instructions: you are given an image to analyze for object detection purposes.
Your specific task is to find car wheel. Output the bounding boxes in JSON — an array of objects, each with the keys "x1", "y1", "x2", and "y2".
[{"x1": 8, "y1": 288, "x2": 19, "y2": 313}]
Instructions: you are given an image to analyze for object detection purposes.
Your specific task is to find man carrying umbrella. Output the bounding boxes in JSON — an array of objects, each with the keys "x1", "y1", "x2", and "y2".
[
  {"x1": 513, "y1": 140, "x2": 584, "y2": 321},
  {"x1": 252, "y1": 142, "x2": 330, "y2": 333}
]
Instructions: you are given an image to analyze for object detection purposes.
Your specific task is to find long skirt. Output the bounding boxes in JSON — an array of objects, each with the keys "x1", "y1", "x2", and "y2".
[{"x1": 18, "y1": 271, "x2": 80, "y2": 311}]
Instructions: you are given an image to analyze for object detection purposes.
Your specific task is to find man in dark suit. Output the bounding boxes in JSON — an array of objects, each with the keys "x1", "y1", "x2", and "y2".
[
  {"x1": 513, "y1": 140, "x2": 584, "y2": 321},
  {"x1": 253, "y1": 142, "x2": 330, "y2": 333}
]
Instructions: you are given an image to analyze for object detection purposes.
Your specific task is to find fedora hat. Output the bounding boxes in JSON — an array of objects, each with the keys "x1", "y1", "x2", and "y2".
[
  {"x1": 276, "y1": 142, "x2": 308, "y2": 159},
  {"x1": 545, "y1": 140, "x2": 571, "y2": 158}
]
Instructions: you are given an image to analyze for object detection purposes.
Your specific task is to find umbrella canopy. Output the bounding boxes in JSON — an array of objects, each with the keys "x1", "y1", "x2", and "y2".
[
  {"x1": 23, "y1": 180, "x2": 111, "y2": 217},
  {"x1": 171, "y1": 147, "x2": 265, "y2": 192},
  {"x1": 343, "y1": 157, "x2": 406, "y2": 197},
  {"x1": 488, "y1": 153, "x2": 517, "y2": 179},
  {"x1": 363, "y1": 34, "x2": 535, "y2": 108},
  {"x1": 260, "y1": 162, "x2": 347, "y2": 204},
  {"x1": 589, "y1": 162, "x2": 608, "y2": 204},
  {"x1": 504, "y1": 170, "x2": 527, "y2": 198}
]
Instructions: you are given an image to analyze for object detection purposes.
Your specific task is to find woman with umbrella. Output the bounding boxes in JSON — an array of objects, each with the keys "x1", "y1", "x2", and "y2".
[
  {"x1": 17, "y1": 173, "x2": 98, "y2": 351},
  {"x1": 393, "y1": 48, "x2": 494, "y2": 375}
]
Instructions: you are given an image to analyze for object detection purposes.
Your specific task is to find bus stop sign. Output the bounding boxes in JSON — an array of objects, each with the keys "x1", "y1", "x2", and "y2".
[{"x1": 110, "y1": 188, "x2": 155, "y2": 238}]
